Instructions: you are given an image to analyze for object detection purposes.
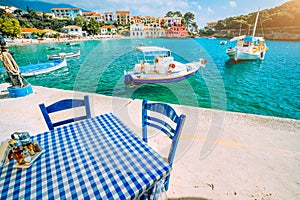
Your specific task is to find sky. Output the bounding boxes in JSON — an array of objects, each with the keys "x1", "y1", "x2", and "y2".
[{"x1": 35, "y1": 0, "x2": 290, "y2": 27}]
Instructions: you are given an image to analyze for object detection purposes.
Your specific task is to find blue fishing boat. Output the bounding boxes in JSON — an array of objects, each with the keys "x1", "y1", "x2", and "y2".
[
  {"x1": 0, "y1": 59, "x2": 67, "y2": 77},
  {"x1": 124, "y1": 46, "x2": 207, "y2": 84}
]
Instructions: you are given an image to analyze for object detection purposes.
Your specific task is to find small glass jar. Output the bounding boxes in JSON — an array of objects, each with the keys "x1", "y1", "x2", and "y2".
[
  {"x1": 33, "y1": 141, "x2": 41, "y2": 153},
  {"x1": 8, "y1": 139, "x2": 25, "y2": 165}
]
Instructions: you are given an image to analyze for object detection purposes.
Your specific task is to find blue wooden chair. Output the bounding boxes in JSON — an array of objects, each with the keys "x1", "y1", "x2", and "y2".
[
  {"x1": 142, "y1": 99, "x2": 186, "y2": 191},
  {"x1": 39, "y1": 95, "x2": 91, "y2": 130}
]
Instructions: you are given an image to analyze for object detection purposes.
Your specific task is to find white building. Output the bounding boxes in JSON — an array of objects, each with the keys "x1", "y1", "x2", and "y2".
[
  {"x1": 82, "y1": 12, "x2": 102, "y2": 22},
  {"x1": 51, "y1": 8, "x2": 82, "y2": 20},
  {"x1": 144, "y1": 23, "x2": 165, "y2": 38},
  {"x1": 100, "y1": 26, "x2": 117, "y2": 35},
  {"x1": 130, "y1": 23, "x2": 144, "y2": 38},
  {"x1": 62, "y1": 25, "x2": 83, "y2": 37}
]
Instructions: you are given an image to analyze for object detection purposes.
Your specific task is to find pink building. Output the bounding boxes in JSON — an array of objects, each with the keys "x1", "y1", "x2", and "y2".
[{"x1": 165, "y1": 25, "x2": 188, "y2": 37}]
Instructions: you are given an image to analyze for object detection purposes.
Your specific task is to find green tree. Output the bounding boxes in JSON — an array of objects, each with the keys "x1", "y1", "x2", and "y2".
[
  {"x1": 87, "y1": 18, "x2": 100, "y2": 35},
  {"x1": 74, "y1": 15, "x2": 86, "y2": 27},
  {"x1": 165, "y1": 11, "x2": 183, "y2": 17},
  {"x1": 34, "y1": 32, "x2": 46, "y2": 40},
  {"x1": 174, "y1": 11, "x2": 183, "y2": 17},
  {"x1": 191, "y1": 21, "x2": 198, "y2": 32},
  {"x1": 0, "y1": 17, "x2": 21, "y2": 38},
  {"x1": 165, "y1": 11, "x2": 175, "y2": 17},
  {"x1": 183, "y1": 12, "x2": 195, "y2": 28}
]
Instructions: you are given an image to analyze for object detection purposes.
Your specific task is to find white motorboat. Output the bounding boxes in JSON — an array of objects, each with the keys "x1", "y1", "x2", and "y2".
[{"x1": 124, "y1": 46, "x2": 207, "y2": 84}]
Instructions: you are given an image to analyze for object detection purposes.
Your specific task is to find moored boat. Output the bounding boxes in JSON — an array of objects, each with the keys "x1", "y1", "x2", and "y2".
[
  {"x1": 46, "y1": 46, "x2": 61, "y2": 50},
  {"x1": 0, "y1": 59, "x2": 67, "y2": 77},
  {"x1": 226, "y1": 8, "x2": 268, "y2": 63},
  {"x1": 47, "y1": 48, "x2": 80, "y2": 60},
  {"x1": 124, "y1": 46, "x2": 207, "y2": 85},
  {"x1": 66, "y1": 42, "x2": 80, "y2": 46}
]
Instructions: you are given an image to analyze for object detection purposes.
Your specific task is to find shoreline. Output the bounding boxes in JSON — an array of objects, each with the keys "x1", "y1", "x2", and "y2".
[{"x1": 0, "y1": 84, "x2": 299, "y2": 199}]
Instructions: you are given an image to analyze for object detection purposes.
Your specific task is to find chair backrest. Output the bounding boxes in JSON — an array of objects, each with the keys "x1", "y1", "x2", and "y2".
[
  {"x1": 39, "y1": 95, "x2": 91, "y2": 130},
  {"x1": 142, "y1": 99, "x2": 186, "y2": 190}
]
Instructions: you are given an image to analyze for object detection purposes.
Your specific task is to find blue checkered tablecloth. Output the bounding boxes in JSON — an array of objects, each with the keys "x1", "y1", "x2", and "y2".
[{"x1": 0, "y1": 113, "x2": 171, "y2": 200}]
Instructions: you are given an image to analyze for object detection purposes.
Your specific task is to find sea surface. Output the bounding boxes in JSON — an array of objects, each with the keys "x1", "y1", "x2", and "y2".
[{"x1": 1, "y1": 38, "x2": 299, "y2": 120}]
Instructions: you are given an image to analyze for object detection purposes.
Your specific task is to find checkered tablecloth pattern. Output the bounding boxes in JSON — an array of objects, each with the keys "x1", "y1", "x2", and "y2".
[{"x1": 0, "y1": 113, "x2": 171, "y2": 200}]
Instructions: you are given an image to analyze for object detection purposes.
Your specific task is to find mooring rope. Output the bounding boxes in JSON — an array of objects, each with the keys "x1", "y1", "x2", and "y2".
[{"x1": 0, "y1": 51, "x2": 24, "y2": 87}]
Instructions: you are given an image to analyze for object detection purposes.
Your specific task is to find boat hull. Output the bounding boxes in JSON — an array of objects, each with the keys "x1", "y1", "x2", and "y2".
[
  {"x1": 226, "y1": 48, "x2": 266, "y2": 62},
  {"x1": 124, "y1": 67, "x2": 199, "y2": 85},
  {"x1": 20, "y1": 59, "x2": 67, "y2": 77},
  {"x1": 48, "y1": 49, "x2": 80, "y2": 60}
]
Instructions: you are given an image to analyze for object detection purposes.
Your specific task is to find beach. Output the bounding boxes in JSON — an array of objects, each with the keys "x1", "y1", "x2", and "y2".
[
  {"x1": 5, "y1": 36, "x2": 126, "y2": 47},
  {"x1": 0, "y1": 84, "x2": 299, "y2": 199}
]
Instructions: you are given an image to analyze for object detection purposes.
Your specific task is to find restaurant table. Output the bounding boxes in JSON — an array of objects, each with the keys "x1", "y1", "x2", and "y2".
[{"x1": 0, "y1": 113, "x2": 171, "y2": 199}]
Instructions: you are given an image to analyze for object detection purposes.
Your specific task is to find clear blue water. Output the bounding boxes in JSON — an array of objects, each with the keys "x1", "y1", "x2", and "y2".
[{"x1": 1, "y1": 38, "x2": 300, "y2": 120}]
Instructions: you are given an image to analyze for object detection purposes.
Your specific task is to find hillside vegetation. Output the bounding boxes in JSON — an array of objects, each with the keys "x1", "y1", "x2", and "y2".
[{"x1": 213, "y1": 0, "x2": 300, "y2": 40}]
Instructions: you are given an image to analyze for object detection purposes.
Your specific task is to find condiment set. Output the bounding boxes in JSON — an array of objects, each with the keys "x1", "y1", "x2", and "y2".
[{"x1": 8, "y1": 132, "x2": 41, "y2": 165}]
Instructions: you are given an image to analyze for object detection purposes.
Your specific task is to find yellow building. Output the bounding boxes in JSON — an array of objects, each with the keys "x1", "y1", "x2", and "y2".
[
  {"x1": 143, "y1": 16, "x2": 156, "y2": 24},
  {"x1": 116, "y1": 10, "x2": 130, "y2": 25}
]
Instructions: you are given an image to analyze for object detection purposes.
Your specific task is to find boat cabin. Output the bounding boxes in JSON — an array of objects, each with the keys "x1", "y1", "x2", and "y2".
[{"x1": 134, "y1": 46, "x2": 175, "y2": 74}]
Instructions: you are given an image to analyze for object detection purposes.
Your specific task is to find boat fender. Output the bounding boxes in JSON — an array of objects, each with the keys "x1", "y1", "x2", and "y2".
[
  {"x1": 200, "y1": 59, "x2": 207, "y2": 67},
  {"x1": 168, "y1": 63, "x2": 175, "y2": 73},
  {"x1": 141, "y1": 63, "x2": 145, "y2": 72},
  {"x1": 155, "y1": 57, "x2": 159, "y2": 64},
  {"x1": 169, "y1": 63, "x2": 175, "y2": 69}
]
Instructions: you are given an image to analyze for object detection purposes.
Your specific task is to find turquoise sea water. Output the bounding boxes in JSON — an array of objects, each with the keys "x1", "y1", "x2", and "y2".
[{"x1": 1, "y1": 38, "x2": 300, "y2": 120}]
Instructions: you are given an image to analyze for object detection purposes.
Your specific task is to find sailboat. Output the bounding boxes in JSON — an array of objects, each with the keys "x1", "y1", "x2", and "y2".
[{"x1": 226, "y1": 8, "x2": 268, "y2": 63}]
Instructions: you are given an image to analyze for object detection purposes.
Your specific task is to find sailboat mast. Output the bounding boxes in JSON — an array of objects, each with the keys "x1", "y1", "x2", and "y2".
[{"x1": 252, "y1": 7, "x2": 260, "y2": 37}]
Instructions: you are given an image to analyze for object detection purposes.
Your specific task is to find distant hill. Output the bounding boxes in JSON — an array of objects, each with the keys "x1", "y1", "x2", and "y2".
[
  {"x1": 213, "y1": 0, "x2": 300, "y2": 40},
  {"x1": 0, "y1": 0, "x2": 89, "y2": 12}
]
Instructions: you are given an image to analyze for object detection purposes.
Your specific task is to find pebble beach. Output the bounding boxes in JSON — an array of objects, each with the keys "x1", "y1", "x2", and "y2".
[{"x1": 0, "y1": 83, "x2": 299, "y2": 199}]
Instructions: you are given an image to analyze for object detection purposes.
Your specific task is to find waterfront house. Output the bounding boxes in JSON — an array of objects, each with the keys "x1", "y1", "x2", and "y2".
[
  {"x1": 165, "y1": 25, "x2": 188, "y2": 38},
  {"x1": 100, "y1": 25, "x2": 117, "y2": 35},
  {"x1": 62, "y1": 25, "x2": 83, "y2": 37},
  {"x1": 103, "y1": 12, "x2": 114, "y2": 24},
  {"x1": 20, "y1": 28, "x2": 43, "y2": 39},
  {"x1": 0, "y1": 6, "x2": 18, "y2": 14},
  {"x1": 82, "y1": 12, "x2": 102, "y2": 22},
  {"x1": 144, "y1": 23, "x2": 165, "y2": 38},
  {"x1": 116, "y1": 10, "x2": 130, "y2": 25},
  {"x1": 130, "y1": 23, "x2": 144, "y2": 38},
  {"x1": 143, "y1": 16, "x2": 156, "y2": 24},
  {"x1": 51, "y1": 8, "x2": 82, "y2": 20},
  {"x1": 131, "y1": 16, "x2": 142, "y2": 23},
  {"x1": 164, "y1": 17, "x2": 183, "y2": 27},
  {"x1": 206, "y1": 21, "x2": 217, "y2": 31}
]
